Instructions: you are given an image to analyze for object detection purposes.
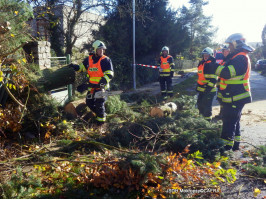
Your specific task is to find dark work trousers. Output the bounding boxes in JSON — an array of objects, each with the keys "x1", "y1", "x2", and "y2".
[
  {"x1": 86, "y1": 91, "x2": 106, "y2": 124},
  {"x1": 221, "y1": 103, "x2": 244, "y2": 151},
  {"x1": 197, "y1": 92, "x2": 215, "y2": 120},
  {"x1": 159, "y1": 76, "x2": 173, "y2": 97}
]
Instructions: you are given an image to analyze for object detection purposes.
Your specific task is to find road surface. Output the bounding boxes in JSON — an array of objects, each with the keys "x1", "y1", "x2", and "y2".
[{"x1": 213, "y1": 70, "x2": 266, "y2": 147}]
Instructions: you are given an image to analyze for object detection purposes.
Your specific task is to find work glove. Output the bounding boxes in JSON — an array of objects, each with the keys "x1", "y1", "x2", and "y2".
[
  {"x1": 68, "y1": 63, "x2": 80, "y2": 71},
  {"x1": 77, "y1": 83, "x2": 89, "y2": 93},
  {"x1": 170, "y1": 71, "x2": 174, "y2": 78}
]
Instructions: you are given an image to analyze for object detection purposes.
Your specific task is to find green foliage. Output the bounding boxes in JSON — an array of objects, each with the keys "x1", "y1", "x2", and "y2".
[
  {"x1": 102, "y1": 95, "x2": 223, "y2": 161},
  {"x1": 0, "y1": 167, "x2": 42, "y2": 199},
  {"x1": 179, "y1": 0, "x2": 216, "y2": 59},
  {"x1": 106, "y1": 95, "x2": 142, "y2": 123},
  {"x1": 173, "y1": 74, "x2": 197, "y2": 95},
  {"x1": 105, "y1": 95, "x2": 128, "y2": 114},
  {"x1": 0, "y1": 0, "x2": 33, "y2": 55},
  {"x1": 242, "y1": 145, "x2": 266, "y2": 178},
  {"x1": 94, "y1": 0, "x2": 190, "y2": 88}
]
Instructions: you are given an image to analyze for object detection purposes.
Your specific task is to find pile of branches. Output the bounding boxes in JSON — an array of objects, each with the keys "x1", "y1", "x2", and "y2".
[{"x1": 102, "y1": 95, "x2": 223, "y2": 161}]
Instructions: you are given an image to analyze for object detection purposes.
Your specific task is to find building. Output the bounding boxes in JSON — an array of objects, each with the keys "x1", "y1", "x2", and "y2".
[
  {"x1": 28, "y1": 4, "x2": 104, "y2": 51},
  {"x1": 26, "y1": 4, "x2": 104, "y2": 68}
]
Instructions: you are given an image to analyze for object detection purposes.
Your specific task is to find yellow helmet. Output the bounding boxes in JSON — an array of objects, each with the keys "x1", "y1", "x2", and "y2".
[{"x1": 92, "y1": 40, "x2": 107, "y2": 52}]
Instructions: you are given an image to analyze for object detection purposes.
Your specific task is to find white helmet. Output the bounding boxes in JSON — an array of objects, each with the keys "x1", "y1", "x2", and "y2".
[
  {"x1": 201, "y1": 47, "x2": 213, "y2": 55},
  {"x1": 225, "y1": 33, "x2": 254, "y2": 52},
  {"x1": 221, "y1": 44, "x2": 229, "y2": 51},
  {"x1": 161, "y1": 46, "x2": 169, "y2": 53},
  {"x1": 92, "y1": 40, "x2": 107, "y2": 52}
]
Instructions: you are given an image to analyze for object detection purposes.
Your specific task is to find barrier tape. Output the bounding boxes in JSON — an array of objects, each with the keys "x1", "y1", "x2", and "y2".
[{"x1": 137, "y1": 64, "x2": 158, "y2": 69}]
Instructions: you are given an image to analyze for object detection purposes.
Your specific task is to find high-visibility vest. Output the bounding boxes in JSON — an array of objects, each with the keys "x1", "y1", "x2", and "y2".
[
  {"x1": 217, "y1": 61, "x2": 226, "y2": 87},
  {"x1": 160, "y1": 56, "x2": 171, "y2": 72},
  {"x1": 197, "y1": 60, "x2": 211, "y2": 85},
  {"x1": 219, "y1": 52, "x2": 250, "y2": 91},
  {"x1": 87, "y1": 55, "x2": 106, "y2": 84}
]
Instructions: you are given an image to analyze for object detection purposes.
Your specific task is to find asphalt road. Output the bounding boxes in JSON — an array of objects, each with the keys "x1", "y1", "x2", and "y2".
[{"x1": 213, "y1": 70, "x2": 266, "y2": 147}]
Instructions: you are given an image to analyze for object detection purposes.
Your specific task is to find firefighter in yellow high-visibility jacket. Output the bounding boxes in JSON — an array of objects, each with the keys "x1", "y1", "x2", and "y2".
[
  {"x1": 196, "y1": 47, "x2": 217, "y2": 121},
  {"x1": 215, "y1": 33, "x2": 254, "y2": 151},
  {"x1": 69, "y1": 40, "x2": 114, "y2": 127},
  {"x1": 157, "y1": 46, "x2": 175, "y2": 99}
]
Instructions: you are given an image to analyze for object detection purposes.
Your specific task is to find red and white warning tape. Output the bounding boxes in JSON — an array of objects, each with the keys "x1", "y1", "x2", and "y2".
[{"x1": 137, "y1": 64, "x2": 158, "y2": 69}]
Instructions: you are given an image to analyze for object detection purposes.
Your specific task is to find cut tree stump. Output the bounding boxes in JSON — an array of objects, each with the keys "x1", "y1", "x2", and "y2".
[
  {"x1": 150, "y1": 102, "x2": 177, "y2": 117},
  {"x1": 64, "y1": 102, "x2": 78, "y2": 119}
]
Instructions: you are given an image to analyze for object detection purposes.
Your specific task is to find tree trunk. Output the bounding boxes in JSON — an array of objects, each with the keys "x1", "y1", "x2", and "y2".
[{"x1": 39, "y1": 67, "x2": 76, "y2": 91}]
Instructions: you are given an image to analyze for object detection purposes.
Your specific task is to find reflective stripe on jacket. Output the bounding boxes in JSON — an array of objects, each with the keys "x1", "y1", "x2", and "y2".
[
  {"x1": 160, "y1": 55, "x2": 171, "y2": 72},
  {"x1": 159, "y1": 55, "x2": 174, "y2": 76},
  {"x1": 216, "y1": 52, "x2": 251, "y2": 104},
  {"x1": 196, "y1": 59, "x2": 217, "y2": 93}
]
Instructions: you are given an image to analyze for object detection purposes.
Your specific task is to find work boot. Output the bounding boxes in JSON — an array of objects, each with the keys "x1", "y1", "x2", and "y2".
[{"x1": 232, "y1": 141, "x2": 240, "y2": 151}]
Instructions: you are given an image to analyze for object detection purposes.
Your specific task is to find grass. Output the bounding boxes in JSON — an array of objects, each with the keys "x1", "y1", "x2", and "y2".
[{"x1": 173, "y1": 74, "x2": 197, "y2": 95}]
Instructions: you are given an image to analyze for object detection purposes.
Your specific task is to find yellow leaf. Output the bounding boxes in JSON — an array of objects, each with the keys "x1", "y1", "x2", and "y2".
[
  {"x1": 40, "y1": 123, "x2": 44, "y2": 127},
  {"x1": 17, "y1": 59, "x2": 21, "y2": 64},
  {"x1": 81, "y1": 164, "x2": 85, "y2": 167},
  {"x1": 0, "y1": 77, "x2": 3, "y2": 82},
  {"x1": 10, "y1": 34, "x2": 15, "y2": 37},
  {"x1": 254, "y1": 188, "x2": 261, "y2": 197},
  {"x1": 14, "y1": 11, "x2": 18, "y2": 15},
  {"x1": 215, "y1": 162, "x2": 221, "y2": 168},
  {"x1": 63, "y1": 120, "x2": 67, "y2": 124},
  {"x1": 13, "y1": 85, "x2": 16, "y2": 90},
  {"x1": 22, "y1": 58, "x2": 27, "y2": 63}
]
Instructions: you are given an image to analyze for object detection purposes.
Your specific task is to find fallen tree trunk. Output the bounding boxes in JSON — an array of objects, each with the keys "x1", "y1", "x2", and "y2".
[{"x1": 38, "y1": 67, "x2": 75, "y2": 91}]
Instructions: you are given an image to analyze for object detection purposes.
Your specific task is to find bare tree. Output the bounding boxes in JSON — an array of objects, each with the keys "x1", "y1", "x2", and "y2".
[{"x1": 29, "y1": 0, "x2": 116, "y2": 55}]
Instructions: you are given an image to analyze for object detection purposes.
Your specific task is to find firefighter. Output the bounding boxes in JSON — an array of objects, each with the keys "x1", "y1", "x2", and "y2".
[
  {"x1": 157, "y1": 46, "x2": 175, "y2": 99},
  {"x1": 215, "y1": 33, "x2": 254, "y2": 151},
  {"x1": 69, "y1": 40, "x2": 114, "y2": 127},
  {"x1": 196, "y1": 47, "x2": 217, "y2": 121},
  {"x1": 215, "y1": 44, "x2": 231, "y2": 119}
]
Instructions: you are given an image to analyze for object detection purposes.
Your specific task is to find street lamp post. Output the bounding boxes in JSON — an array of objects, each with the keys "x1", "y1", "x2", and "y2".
[{"x1": 132, "y1": 0, "x2": 136, "y2": 89}]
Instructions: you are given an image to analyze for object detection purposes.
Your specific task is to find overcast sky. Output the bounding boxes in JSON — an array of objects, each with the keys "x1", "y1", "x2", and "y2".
[{"x1": 169, "y1": 0, "x2": 266, "y2": 43}]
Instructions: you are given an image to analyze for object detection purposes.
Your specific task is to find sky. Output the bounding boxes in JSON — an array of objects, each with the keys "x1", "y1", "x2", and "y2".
[{"x1": 168, "y1": 0, "x2": 266, "y2": 43}]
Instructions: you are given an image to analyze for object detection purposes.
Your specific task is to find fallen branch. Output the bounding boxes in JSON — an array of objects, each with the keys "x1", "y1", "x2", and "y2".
[
  {"x1": 24, "y1": 160, "x2": 120, "y2": 166},
  {"x1": 3, "y1": 84, "x2": 25, "y2": 108},
  {"x1": 19, "y1": 85, "x2": 30, "y2": 123},
  {"x1": 240, "y1": 142, "x2": 261, "y2": 149},
  {"x1": 239, "y1": 174, "x2": 265, "y2": 180}
]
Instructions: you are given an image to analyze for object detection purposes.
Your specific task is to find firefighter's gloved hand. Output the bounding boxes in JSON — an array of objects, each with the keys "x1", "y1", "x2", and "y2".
[
  {"x1": 170, "y1": 71, "x2": 174, "y2": 78},
  {"x1": 68, "y1": 63, "x2": 80, "y2": 71},
  {"x1": 77, "y1": 83, "x2": 89, "y2": 93}
]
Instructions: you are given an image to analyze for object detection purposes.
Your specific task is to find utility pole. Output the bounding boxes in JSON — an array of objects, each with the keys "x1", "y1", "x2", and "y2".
[{"x1": 132, "y1": 0, "x2": 136, "y2": 89}]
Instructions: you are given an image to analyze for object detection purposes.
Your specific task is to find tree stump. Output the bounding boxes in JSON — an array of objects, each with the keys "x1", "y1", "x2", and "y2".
[{"x1": 150, "y1": 102, "x2": 177, "y2": 117}]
